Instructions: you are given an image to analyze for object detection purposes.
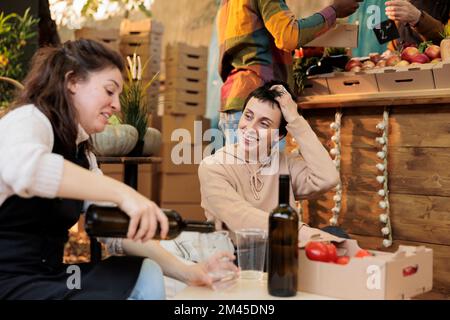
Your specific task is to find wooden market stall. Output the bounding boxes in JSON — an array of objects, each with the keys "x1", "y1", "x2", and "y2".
[{"x1": 296, "y1": 89, "x2": 450, "y2": 299}]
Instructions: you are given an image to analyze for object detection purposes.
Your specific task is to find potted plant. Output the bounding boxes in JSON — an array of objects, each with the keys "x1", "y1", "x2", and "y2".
[
  {"x1": 0, "y1": 8, "x2": 38, "y2": 111},
  {"x1": 441, "y1": 23, "x2": 450, "y2": 62},
  {"x1": 120, "y1": 53, "x2": 161, "y2": 156}
]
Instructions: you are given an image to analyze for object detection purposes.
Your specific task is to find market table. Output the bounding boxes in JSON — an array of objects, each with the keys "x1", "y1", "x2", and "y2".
[
  {"x1": 294, "y1": 88, "x2": 450, "y2": 299},
  {"x1": 172, "y1": 276, "x2": 336, "y2": 300}
]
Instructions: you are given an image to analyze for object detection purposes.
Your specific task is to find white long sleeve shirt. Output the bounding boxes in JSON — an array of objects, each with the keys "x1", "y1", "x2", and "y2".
[{"x1": 0, "y1": 104, "x2": 121, "y2": 254}]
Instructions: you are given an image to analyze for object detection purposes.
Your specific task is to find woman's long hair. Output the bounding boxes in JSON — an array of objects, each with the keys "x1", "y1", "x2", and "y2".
[{"x1": 12, "y1": 39, "x2": 124, "y2": 155}]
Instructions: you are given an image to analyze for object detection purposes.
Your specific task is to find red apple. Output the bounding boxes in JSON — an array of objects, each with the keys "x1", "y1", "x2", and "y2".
[
  {"x1": 386, "y1": 55, "x2": 401, "y2": 66},
  {"x1": 425, "y1": 45, "x2": 441, "y2": 60},
  {"x1": 401, "y1": 47, "x2": 419, "y2": 62},
  {"x1": 345, "y1": 59, "x2": 363, "y2": 72},
  {"x1": 410, "y1": 53, "x2": 430, "y2": 64}
]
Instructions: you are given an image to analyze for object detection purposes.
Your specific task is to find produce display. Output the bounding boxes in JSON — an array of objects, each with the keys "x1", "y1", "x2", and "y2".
[
  {"x1": 345, "y1": 41, "x2": 442, "y2": 73},
  {"x1": 305, "y1": 241, "x2": 374, "y2": 266}
]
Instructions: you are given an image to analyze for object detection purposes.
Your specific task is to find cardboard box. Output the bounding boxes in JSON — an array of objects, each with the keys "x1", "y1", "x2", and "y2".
[
  {"x1": 432, "y1": 62, "x2": 450, "y2": 89},
  {"x1": 302, "y1": 76, "x2": 330, "y2": 96},
  {"x1": 327, "y1": 72, "x2": 379, "y2": 94},
  {"x1": 159, "y1": 173, "x2": 201, "y2": 203},
  {"x1": 159, "y1": 142, "x2": 203, "y2": 173},
  {"x1": 298, "y1": 240, "x2": 433, "y2": 300},
  {"x1": 304, "y1": 23, "x2": 359, "y2": 48},
  {"x1": 160, "y1": 202, "x2": 206, "y2": 221},
  {"x1": 376, "y1": 65, "x2": 435, "y2": 92}
]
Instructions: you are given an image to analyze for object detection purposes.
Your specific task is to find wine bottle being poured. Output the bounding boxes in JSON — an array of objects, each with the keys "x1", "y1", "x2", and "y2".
[{"x1": 85, "y1": 205, "x2": 215, "y2": 240}]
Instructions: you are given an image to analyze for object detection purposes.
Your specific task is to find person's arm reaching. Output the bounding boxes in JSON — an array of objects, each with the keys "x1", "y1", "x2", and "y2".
[
  {"x1": 271, "y1": 85, "x2": 339, "y2": 199},
  {"x1": 257, "y1": 0, "x2": 362, "y2": 51}
]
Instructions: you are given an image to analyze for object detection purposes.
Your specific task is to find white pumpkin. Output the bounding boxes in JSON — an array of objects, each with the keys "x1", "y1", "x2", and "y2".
[
  {"x1": 92, "y1": 124, "x2": 138, "y2": 156},
  {"x1": 142, "y1": 127, "x2": 162, "y2": 156}
]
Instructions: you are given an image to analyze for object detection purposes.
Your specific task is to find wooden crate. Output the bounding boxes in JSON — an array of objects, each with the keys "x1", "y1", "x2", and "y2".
[
  {"x1": 74, "y1": 27, "x2": 120, "y2": 52},
  {"x1": 159, "y1": 142, "x2": 203, "y2": 174},
  {"x1": 159, "y1": 173, "x2": 201, "y2": 204},
  {"x1": 165, "y1": 64, "x2": 207, "y2": 82},
  {"x1": 120, "y1": 19, "x2": 164, "y2": 36},
  {"x1": 165, "y1": 76, "x2": 206, "y2": 92},
  {"x1": 120, "y1": 42, "x2": 161, "y2": 62},
  {"x1": 164, "y1": 89, "x2": 206, "y2": 116}
]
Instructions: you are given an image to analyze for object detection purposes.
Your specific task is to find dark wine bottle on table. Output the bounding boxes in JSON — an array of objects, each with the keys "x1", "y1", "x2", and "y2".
[
  {"x1": 268, "y1": 174, "x2": 299, "y2": 297},
  {"x1": 85, "y1": 205, "x2": 215, "y2": 240}
]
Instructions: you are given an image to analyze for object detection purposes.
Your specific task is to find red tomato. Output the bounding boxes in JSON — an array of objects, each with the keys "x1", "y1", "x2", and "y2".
[
  {"x1": 335, "y1": 256, "x2": 350, "y2": 265},
  {"x1": 355, "y1": 249, "x2": 372, "y2": 258},
  {"x1": 326, "y1": 243, "x2": 338, "y2": 262},
  {"x1": 305, "y1": 241, "x2": 330, "y2": 262},
  {"x1": 403, "y1": 265, "x2": 418, "y2": 277}
]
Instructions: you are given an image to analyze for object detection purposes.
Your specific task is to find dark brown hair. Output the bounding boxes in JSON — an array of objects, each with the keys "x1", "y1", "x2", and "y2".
[{"x1": 12, "y1": 39, "x2": 125, "y2": 155}]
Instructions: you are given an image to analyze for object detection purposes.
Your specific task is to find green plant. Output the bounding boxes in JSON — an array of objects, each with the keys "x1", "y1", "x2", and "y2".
[
  {"x1": 292, "y1": 56, "x2": 320, "y2": 96},
  {"x1": 120, "y1": 54, "x2": 158, "y2": 142},
  {"x1": 0, "y1": 8, "x2": 38, "y2": 109}
]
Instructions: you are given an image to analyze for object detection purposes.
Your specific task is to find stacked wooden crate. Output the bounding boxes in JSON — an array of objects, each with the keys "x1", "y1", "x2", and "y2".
[
  {"x1": 119, "y1": 19, "x2": 164, "y2": 112},
  {"x1": 74, "y1": 27, "x2": 120, "y2": 52},
  {"x1": 157, "y1": 42, "x2": 209, "y2": 220},
  {"x1": 164, "y1": 43, "x2": 207, "y2": 116}
]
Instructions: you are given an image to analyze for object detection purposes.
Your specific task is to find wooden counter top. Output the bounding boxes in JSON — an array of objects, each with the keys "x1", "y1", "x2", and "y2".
[{"x1": 298, "y1": 89, "x2": 450, "y2": 109}]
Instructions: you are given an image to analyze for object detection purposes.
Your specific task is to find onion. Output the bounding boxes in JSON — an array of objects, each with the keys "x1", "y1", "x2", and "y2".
[{"x1": 345, "y1": 59, "x2": 363, "y2": 72}]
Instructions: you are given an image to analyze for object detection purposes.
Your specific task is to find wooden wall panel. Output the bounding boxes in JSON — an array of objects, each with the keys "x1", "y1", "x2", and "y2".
[{"x1": 303, "y1": 105, "x2": 450, "y2": 298}]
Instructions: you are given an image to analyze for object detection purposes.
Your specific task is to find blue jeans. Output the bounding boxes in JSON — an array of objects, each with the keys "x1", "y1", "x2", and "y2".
[
  {"x1": 127, "y1": 259, "x2": 166, "y2": 300},
  {"x1": 218, "y1": 111, "x2": 286, "y2": 150}
]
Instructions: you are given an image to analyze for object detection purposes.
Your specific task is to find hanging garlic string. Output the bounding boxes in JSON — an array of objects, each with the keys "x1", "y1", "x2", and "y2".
[
  {"x1": 376, "y1": 108, "x2": 393, "y2": 248},
  {"x1": 329, "y1": 109, "x2": 342, "y2": 226}
]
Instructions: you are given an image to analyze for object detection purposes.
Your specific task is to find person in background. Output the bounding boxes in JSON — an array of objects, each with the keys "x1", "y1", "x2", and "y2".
[
  {"x1": 217, "y1": 0, "x2": 363, "y2": 145},
  {"x1": 199, "y1": 80, "x2": 347, "y2": 246},
  {"x1": 348, "y1": 0, "x2": 388, "y2": 57},
  {"x1": 385, "y1": 0, "x2": 450, "y2": 50},
  {"x1": 0, "y1": 39, "x2": 237, "y2": 300}
]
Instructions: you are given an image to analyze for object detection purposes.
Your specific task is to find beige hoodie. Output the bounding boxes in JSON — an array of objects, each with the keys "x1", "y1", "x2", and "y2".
[{"x1": 198, "y1": 115, "x2": 340, "y2": 241}]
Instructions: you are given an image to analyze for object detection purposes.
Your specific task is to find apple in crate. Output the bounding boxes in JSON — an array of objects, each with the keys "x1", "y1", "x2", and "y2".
[
  {"x1": 425, "y1": 45, "x2": 441, "y2": 60},
  {"x1": 401, "y1": 47, "x2": 419, "y2": 62},
  {"x1": 410, "y1": 53, "x2": 430, "y2": 64},
  {"x1": 345, "y1": 59, "x2": 362, "y2": 72},
  {"x1": 386, "y1": 55, "x2": 401, "y2": 66}
]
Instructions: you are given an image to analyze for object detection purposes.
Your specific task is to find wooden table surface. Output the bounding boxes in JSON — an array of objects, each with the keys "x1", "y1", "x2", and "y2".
[{"x1": 172, "y1": 276, "x2": 336, "y2": 300}]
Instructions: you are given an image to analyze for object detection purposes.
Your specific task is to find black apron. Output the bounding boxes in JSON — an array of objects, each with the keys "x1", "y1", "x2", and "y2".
[
  {"x1": 0, "y1": 137, "x2": 143, "y2": 300},
  {"x1": 395, "y1": 0, "x2": 450, "y2": 47}
]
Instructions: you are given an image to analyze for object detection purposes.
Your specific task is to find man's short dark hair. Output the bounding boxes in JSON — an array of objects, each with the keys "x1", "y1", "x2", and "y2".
[{"x1": 242, "y1": 80, "x2": 298, "y2": 138}]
